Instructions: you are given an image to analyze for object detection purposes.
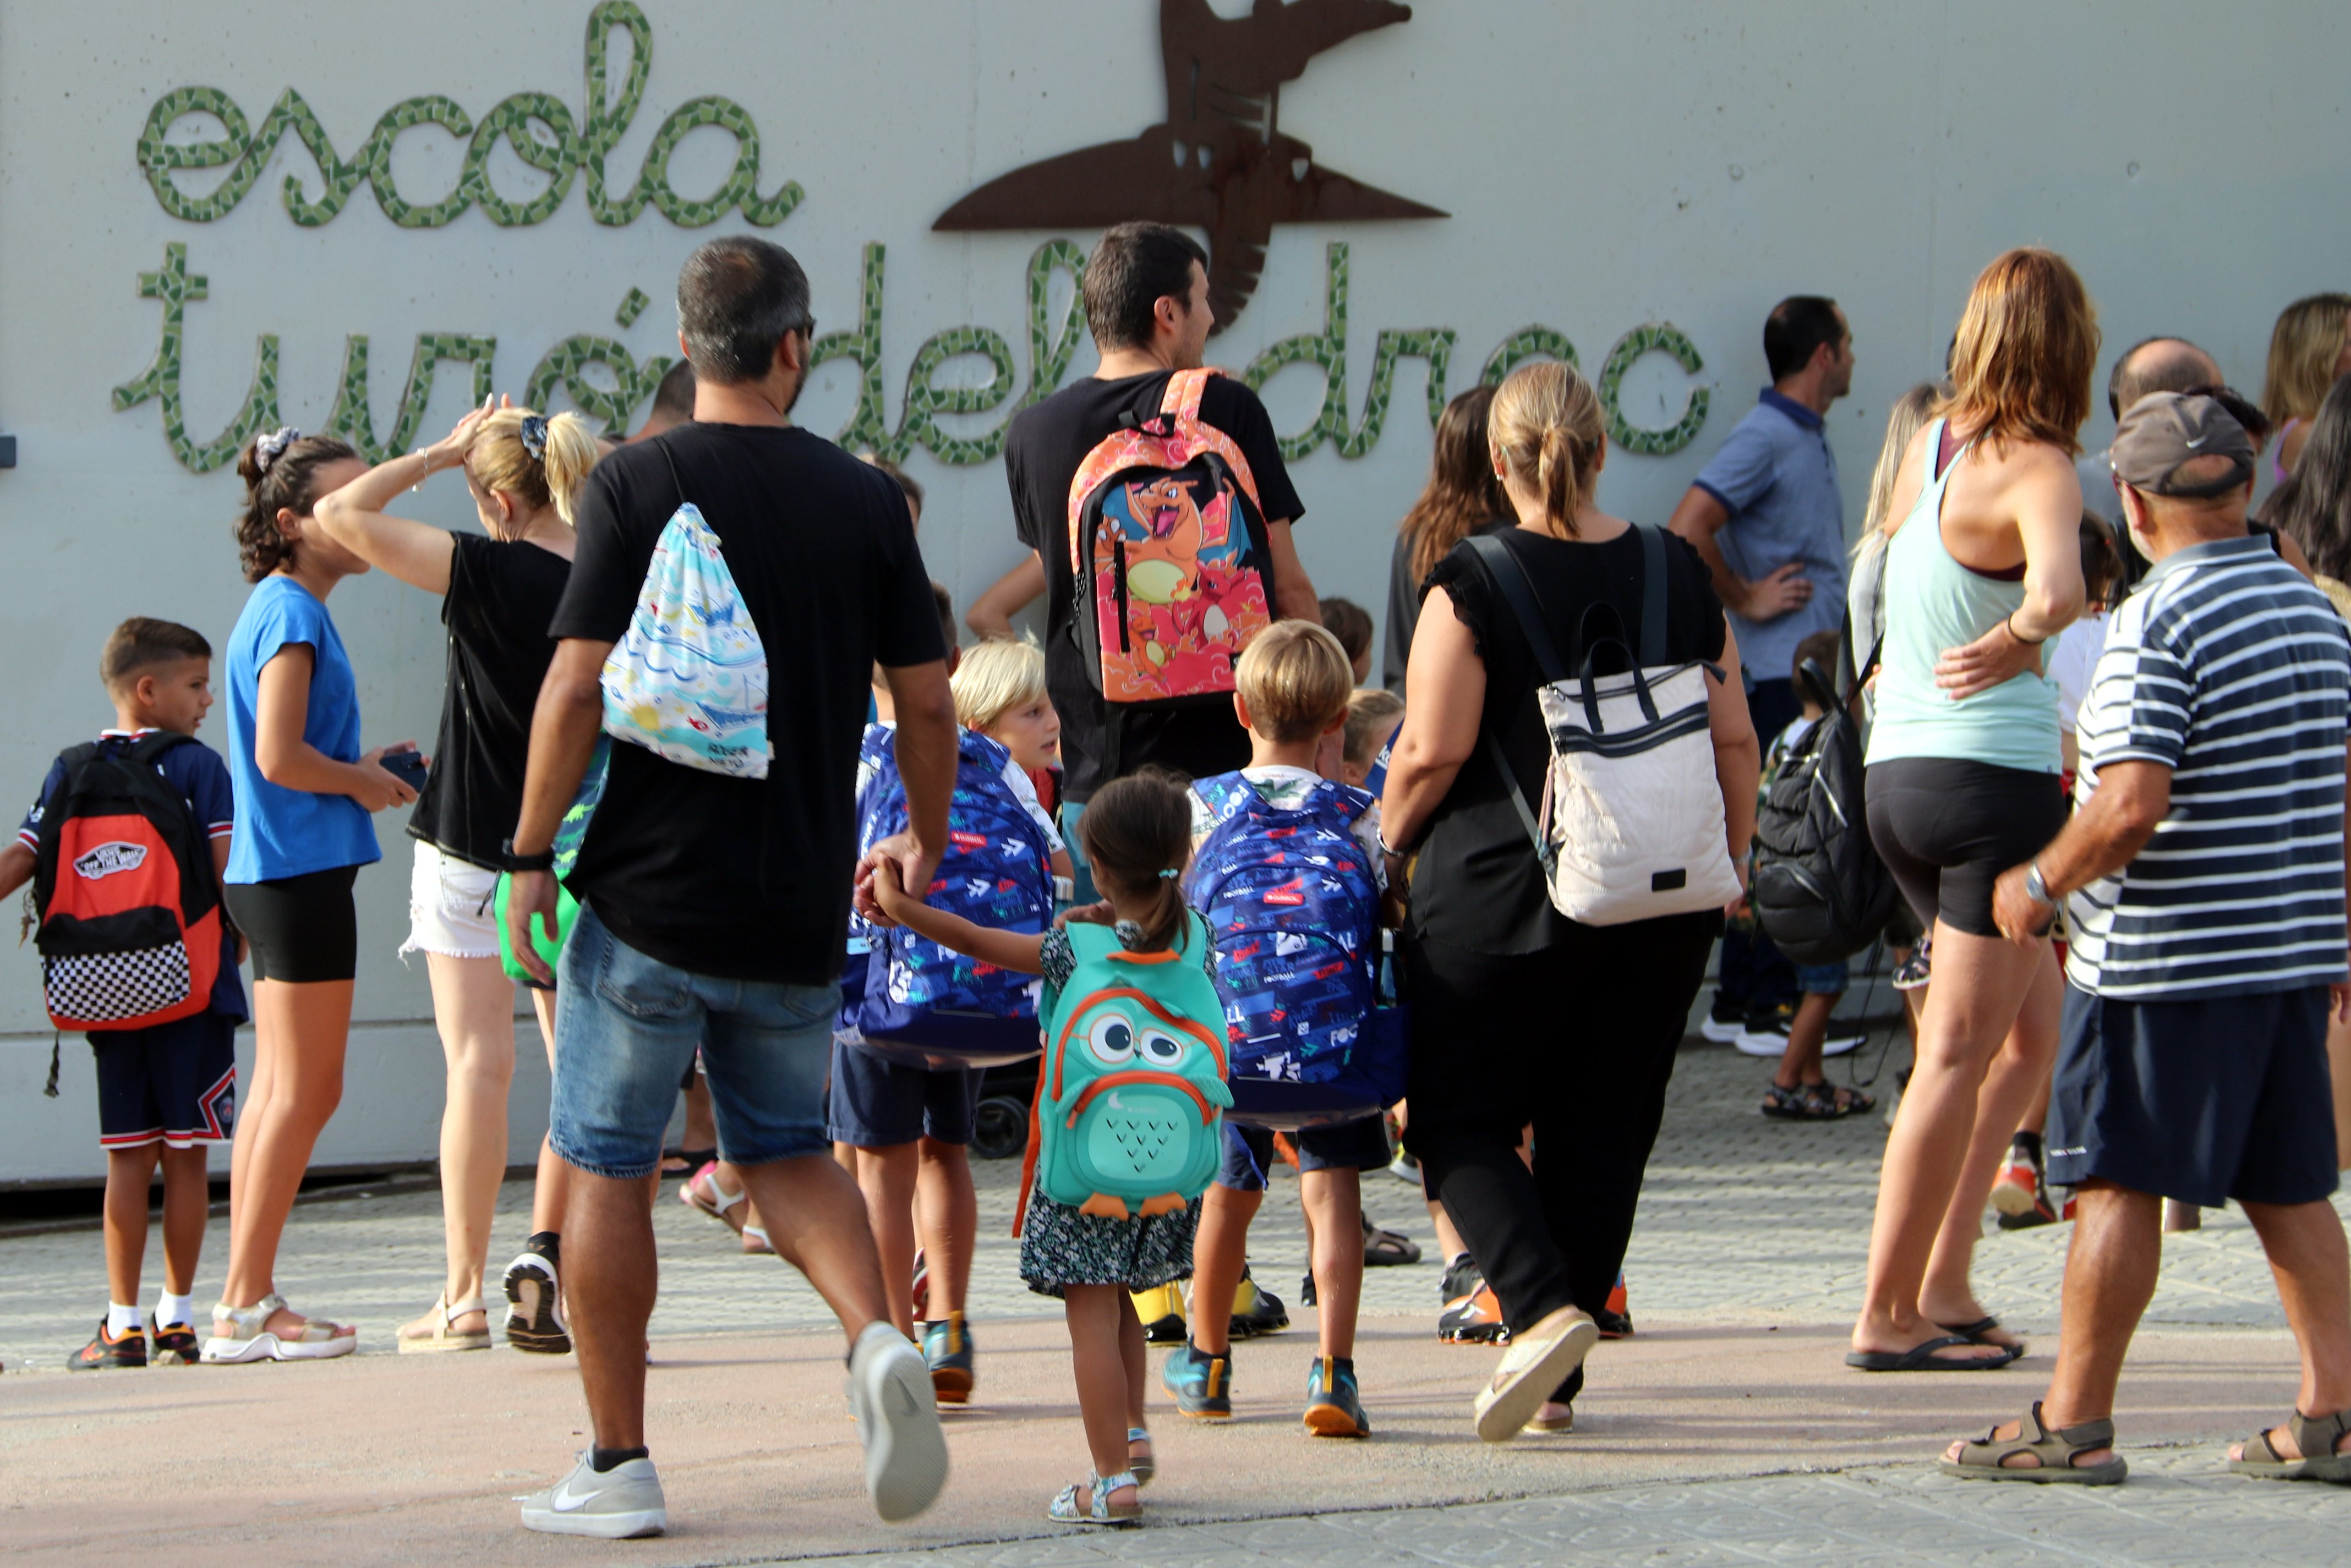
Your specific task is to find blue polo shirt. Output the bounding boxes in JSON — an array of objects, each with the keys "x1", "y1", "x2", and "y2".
[{"x1": 1692, "y1": 389, "x2": 1847, "y2": 684}]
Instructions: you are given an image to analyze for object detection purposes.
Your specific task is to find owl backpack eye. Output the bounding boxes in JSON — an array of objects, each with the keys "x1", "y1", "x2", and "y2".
[
  {"x1": 1086, "y1": 1013, "x2": 1136, "y2": 1064},
  {"x1": 1138, "y1": 1028, "x2": 1185, "y2": 1067}
]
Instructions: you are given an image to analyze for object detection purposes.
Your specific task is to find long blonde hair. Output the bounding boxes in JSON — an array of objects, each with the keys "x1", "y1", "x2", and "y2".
[
  {"x1": 2263, "y1": 294, "x2": 2351, "y2": 427},
  {"x1": 1488, "y1": 361, "x2": 1604, "y2": 538},
  {"x1": 469, "y1": 408, "x2": 600, "y2": 528},
  {"x1": 1862, "y1": 382, "x2": 1947, "y2": 543}
]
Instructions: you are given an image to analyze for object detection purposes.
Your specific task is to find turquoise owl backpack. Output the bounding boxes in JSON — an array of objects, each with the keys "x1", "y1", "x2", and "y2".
[{"x1": 1019, "y1": 912, "x2": 1233, "y2": 1224}]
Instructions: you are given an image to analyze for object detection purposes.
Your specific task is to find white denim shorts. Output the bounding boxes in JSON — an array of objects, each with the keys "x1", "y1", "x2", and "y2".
[{"x1": 401, "y1": 838, "x2": 504, "y2": 961}]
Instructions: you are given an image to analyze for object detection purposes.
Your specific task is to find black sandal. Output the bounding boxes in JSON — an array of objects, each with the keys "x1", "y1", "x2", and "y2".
[{"x1": 1762, "y1": 1083, "x2": 1876, "y2": 1120}]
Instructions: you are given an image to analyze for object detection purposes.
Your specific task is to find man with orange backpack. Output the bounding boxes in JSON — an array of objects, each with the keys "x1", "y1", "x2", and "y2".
[{"x1": 0, "y1": 618, "x2": 245, "y2": 1370}]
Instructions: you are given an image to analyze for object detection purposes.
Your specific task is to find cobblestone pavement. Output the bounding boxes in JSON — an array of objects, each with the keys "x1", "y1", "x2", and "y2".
[
  {"x1": 0, "y1": 1031, "x2": 2325, "y2": 1363},
  {"x1": 781, "y1": 1450, "x2": 2351, "y2": 1568}
]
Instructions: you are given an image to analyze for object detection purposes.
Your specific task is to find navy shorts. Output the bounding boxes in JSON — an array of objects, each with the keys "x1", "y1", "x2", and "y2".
[
  {"x1": 92, "y1": 1011, "x2": 238, "y2": 1150},
  {"x1": 1215, "y1": 1114, "x2": 1392, "y2": 1193},
  {"x1": 827, "y1": 1038, "x2": 985, "y2": 1149},
  {"x1": 2049, "y1": 983, "x2": 2340, "y2": 1209}
]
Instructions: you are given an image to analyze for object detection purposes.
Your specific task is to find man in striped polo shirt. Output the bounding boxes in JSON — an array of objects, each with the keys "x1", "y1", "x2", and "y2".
[{"x1": 1942, "y1": 393, "x2": 2351, "y2": 1486}]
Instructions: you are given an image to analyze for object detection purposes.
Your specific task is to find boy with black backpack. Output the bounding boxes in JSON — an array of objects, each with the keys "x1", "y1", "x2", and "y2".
[
  {"x1": 0, "y1": 618, "x2": 245, "y2": 1369},
  {"x1": 1164, "y1": 621, "x2": 1393, "y2": 1438}
]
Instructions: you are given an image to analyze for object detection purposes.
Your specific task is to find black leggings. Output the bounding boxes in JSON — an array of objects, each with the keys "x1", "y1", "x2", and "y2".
[
  {"x1": 225, "y1": 865, "x2": 360, "y2": 984},
  {"x1": 1400, "y1": 912, "x2": 1715, "y2": 1403},
  {"x1": 1865, "y1": 758, "x2": 2066, "y2": 939}
]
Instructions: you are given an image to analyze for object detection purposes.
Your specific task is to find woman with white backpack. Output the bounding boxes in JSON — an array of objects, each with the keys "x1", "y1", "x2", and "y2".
[{"x1": 1381, "y1": 360, "x2": 1760, "y2": 1440}]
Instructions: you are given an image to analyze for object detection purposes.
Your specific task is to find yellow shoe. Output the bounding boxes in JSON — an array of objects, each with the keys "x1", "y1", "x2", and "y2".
[{"x1": 1131, "y1": 1284, "x2": 1186, "y2": 1345}]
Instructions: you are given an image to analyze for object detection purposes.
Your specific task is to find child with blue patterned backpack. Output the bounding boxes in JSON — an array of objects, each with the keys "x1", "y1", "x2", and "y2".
[
  {"x1": 833, "y1": 636, "x2": 1069, "y2": 1405},
  {"x1": 868, "y1": 772, "x2": 1226, "y2": 1527},
  {"x1": 1167, "y1": 621, "x2": 1394, "y2": 1438}
]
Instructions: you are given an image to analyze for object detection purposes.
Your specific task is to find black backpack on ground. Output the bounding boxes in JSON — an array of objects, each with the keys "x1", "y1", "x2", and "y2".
[{"x1": 1750, "y1": 625, "x2": 1898, "y2": 964}]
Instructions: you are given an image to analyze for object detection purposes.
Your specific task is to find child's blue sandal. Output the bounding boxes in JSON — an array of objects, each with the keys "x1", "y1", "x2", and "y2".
[{"x1": 1047, "y1": 1468, "x2": 1142, "y2": 1526}]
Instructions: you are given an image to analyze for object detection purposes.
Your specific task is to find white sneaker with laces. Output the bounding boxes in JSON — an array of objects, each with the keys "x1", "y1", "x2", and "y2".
[
  {"x1": 1735, "y1": 1016, "x2": 1869, "y2": 1058},
  {"x1": 848, "y1": 1320, "x2": 949, "y2": 1522},
  {"x1": 518, "y1": 1453, "x2": 666, "y2": 1539}
]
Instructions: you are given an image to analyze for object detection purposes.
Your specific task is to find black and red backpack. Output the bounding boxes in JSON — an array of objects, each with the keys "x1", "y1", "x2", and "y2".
[{"x1": 30, "y1": 733, "x2": 223, "y2": 1037}]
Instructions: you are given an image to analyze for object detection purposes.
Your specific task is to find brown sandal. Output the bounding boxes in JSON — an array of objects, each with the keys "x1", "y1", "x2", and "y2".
[
  {"x1": 1940, "y1": 1401, "x2": 2126, "y2": 1484},
  {"x1": 2229, "y1": 1407, "x2": 2351, "y2": 1482}
]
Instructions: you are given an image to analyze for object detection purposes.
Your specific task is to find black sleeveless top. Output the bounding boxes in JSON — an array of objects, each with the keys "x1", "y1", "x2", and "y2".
[{"x1": 1406, "y1": 525, "x2": 1726, "y2": 955}]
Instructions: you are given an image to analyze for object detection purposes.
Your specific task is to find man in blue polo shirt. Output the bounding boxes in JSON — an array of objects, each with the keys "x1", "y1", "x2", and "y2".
[{"x1": 1670, "y1": 295, "x2": 1854, "y2": 1046}]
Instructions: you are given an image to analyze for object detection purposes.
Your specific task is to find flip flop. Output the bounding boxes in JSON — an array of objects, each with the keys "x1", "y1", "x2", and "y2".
[
  {"x1": 1938, "y1": 1315, "x2": 2024, "y2": 1353},
  {"x1": 1845, "y1": 1333, "x2": 2016, "y2": 1372}
]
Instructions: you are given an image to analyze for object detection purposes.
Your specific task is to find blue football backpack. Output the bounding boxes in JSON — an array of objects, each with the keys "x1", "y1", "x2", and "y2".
[
  {"x1": 839, "y1": 725, "x2": 1054, "y2": 1067},
  {"x1": 1183, "y1": 772, "x2": 1407, "y2": 1122}
]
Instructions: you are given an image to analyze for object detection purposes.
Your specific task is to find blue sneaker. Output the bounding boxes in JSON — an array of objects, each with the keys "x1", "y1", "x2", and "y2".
[
  {"x1": 1161, "y1": 1340, "x2": 1233, "y2": 1419},
  {"x1": 921, "y1": 1311, "x2": 975, "y2": 1406},
  {"x1": 1303, "y1": 1356, "x2": 1368, "y2": 1438}
]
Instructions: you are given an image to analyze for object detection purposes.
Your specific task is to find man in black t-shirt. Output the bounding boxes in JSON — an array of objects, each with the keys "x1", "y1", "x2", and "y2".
[
  {"x1": 1003, "y1": 222, "x2": 1316, "y2": 889},
  {"x1": 505, "y1": 237, "x2": 955, "y2": 1538}
]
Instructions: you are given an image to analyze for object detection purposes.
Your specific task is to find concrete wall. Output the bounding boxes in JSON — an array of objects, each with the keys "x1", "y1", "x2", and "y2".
[{"x1": 2, "y1": 0, "x2": 2344, "y2": 1180}]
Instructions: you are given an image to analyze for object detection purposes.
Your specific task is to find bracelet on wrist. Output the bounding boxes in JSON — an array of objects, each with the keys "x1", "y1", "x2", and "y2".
[
  {"x1": 2023, "y1": 862, "x2": 2055, "y2": 907},
  {"x1": 2005, "y1": 612, "x2": 2047, "y2": 646},
  {"x1": 1376, "y1": 829, "x2": 1408, "y2": 859},
  {"x1": 502, "y1": 836, "x2": 556, "y2": 874}
]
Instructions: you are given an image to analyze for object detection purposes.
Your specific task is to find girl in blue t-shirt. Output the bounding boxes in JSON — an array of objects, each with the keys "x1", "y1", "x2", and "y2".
[{"x1": 206, "y1": 427, "x2": 421, "y2": 1367}]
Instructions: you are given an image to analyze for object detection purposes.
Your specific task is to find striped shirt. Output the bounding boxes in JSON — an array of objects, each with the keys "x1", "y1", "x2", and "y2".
[{"x1": 2065, "y1": 535, "x2": 2351, "y2": 1000}]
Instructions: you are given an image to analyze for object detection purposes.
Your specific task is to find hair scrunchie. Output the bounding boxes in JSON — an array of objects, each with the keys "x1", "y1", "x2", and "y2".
[
  {"x1": 518, "y1": 414, "x2": 549, "y2": 462},
  {"x1": 254, "y1": 426, "x2": 302, "y2": 475}
]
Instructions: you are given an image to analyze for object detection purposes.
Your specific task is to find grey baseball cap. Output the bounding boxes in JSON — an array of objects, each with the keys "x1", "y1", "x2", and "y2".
[{"x1": 2111, "y1": 392, "x2": 2255, "y2": 497}]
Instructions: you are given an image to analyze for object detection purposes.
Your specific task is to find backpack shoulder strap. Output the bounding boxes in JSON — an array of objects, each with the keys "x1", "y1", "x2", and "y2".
[
  {"x1": 1636, "y1": 524, "x2": 1669, "y2": 669},
  {"x1": 1463, "y1": 534, "x2": 1566, "y2": 685},
  {"x1": 649, "y1": 433, "x2": 687, "y2": 512},
  {"x1": 1161, "y1": 366, "x2": 1222, "y2": 421}
]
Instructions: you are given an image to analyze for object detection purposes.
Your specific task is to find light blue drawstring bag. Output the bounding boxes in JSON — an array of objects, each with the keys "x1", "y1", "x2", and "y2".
[{"x1": 598, "y1": 440, "x2": 770, "y2": 779}]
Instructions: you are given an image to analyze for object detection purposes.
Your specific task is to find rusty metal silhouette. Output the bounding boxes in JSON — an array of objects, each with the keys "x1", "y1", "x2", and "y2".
[{"x1": 934, "y1": 0, "x2": 1445, "y2": 333}]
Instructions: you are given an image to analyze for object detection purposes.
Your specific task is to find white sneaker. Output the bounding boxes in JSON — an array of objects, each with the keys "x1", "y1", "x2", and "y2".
[
  {"x1": 848, "y1": 1320, "x2": 949, "y2": 1522},
  {"x1": 518, "y1": 1452, "x2": 666, "y2": 1539},
  {"x1": 1734, "y1": 1016, "x2": 1869, "y2": 1058},
  {"x1": 501, "y1": 1252, "x2": 570, "y2": 1355},
  {"x1": 1698, "y1": 1010, "x2": 1746, "y2": 1044}
]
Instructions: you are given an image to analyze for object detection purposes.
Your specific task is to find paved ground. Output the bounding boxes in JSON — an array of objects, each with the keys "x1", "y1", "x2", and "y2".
[{"x1": 4, "y1": 1035, "x2": 2348, "y2": 1565}]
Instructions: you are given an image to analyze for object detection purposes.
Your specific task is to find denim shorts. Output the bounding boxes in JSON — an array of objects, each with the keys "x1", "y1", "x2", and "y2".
[
  {"x1": 550, "y1": 902, "x2": 838, "y2": 1180},
  {"x1": 827, "y1": 1037, "x2": 985, "y2": 1148},
  {"x1": 1215, "y1": 1114, "x2": 1392, "y2": 1193},
  {"x1": 1794, "y1": 960, "x2": 1849, "y2": 996}
]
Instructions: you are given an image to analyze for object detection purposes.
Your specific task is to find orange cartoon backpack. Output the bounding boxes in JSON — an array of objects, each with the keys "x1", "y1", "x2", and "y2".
[{"x1": 1065, "y1": 369, "x2": 1274, "y2": 725}]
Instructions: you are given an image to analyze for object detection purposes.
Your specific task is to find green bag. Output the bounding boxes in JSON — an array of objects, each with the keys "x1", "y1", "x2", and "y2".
[
  {"x1": 495, "y1": 871, "x2": 579, "y2": 986},
  {"x1": 493, "y1": 736, "x2": 606, "y2": 985}
]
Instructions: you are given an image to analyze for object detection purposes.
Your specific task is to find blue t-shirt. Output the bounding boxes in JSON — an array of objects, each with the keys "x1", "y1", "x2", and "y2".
[
  {"x1": 18, "y1": 731, "x2": 248, "y2": 1021},
  {"x1": 225, "y1": 576, "x2": 378, "y2": 882},
  {"x1": 1692, "y1": 389, "x2": 1848, "y2": 684}
]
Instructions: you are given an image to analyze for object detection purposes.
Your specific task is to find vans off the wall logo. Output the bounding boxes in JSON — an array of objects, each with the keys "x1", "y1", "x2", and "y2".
[
  {"x1": 73, "y1": 842, "x2": 149, "y2": 880},
  {"x1": 936, "y1": 0, "x2": 1443, "y2": 333},
  {"x1": 117, "y1": 1, "x2": 1708, "y2": 471}
]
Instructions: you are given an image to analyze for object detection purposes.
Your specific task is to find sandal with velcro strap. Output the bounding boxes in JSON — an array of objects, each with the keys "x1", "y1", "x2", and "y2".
[
  {"x1": 1046, "y1": 1468, "x2": 1142, "y2": 1526},
  {"x1": 2229, "y1": 1407, "x2": 2351, "y2": 1483},
  {"x1": 1940, "y1": 1401, "x2": 2126, "y2": 1484}
]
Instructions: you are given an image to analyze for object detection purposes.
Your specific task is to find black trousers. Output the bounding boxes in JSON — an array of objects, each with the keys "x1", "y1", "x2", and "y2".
[{"x1": 1401, "y1": 912, "x2": 1715, "y2": 1401}]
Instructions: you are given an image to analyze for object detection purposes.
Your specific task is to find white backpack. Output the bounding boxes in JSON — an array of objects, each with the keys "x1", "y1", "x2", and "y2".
[{"x1": 1465, "y1": 531, "x2": 1739, "y2": 926}]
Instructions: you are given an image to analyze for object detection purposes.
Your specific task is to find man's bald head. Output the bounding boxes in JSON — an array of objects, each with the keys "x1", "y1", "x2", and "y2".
[{"x1": 2108, "y1": 336, "x2": 2223, "y2": 420}]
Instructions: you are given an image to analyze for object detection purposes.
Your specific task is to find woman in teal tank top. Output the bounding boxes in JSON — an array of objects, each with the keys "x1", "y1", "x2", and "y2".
[{"x1": 1850, "y1": 250, "x2": 2092, "y2": 1375}]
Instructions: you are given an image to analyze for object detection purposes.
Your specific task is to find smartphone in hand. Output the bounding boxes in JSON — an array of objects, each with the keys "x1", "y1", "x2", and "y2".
[{"x1": 380, "y1": 749, "x2": 430, "y2": 790}]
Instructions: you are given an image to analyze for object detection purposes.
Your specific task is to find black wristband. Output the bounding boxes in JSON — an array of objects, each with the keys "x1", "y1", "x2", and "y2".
[{"x1": 502, "y1": 837, "x2": 555, "y2": 873}]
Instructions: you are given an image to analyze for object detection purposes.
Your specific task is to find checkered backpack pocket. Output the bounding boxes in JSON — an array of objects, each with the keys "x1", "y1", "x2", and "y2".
[{"x1": 31, "y1": 736, "x2": 221, "y2": 1034}]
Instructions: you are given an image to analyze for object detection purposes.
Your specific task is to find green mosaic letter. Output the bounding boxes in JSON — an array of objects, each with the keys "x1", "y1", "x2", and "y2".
[
  {"x1": 329, "y1": 333, "x2": 497, "y2": 463},
  {"x1": 465, "y1": 93, "x2": 582, "y2": 227},
  {"x1": 811, "y1": 244, "x2": 891, "y2": 456},
  {"x1": 363, "y1": 96, "x2": 477, "y2": 229},
  {"x1": 111, "y1": 244, "x2": 279, "y2": 473},
  {"x1": 897, "y1": 327, "x2": 1019, "y2": 465},
  {"x1": 581, "y1": 1, "x2": 654, "y2": 225},
  {"x1": 1598, "y1": 324, "x2": 1709, "y2": 456},
  {"x1": 1480, "y1": 328, "x2": 1578, "y2": 386},
  {"x1": 525, "y1": 336, "x2": 671, "y2": 436},
  {"x1": 1244, "y1": 243, "x2": 1453, "y2": 461},
  {"x1": 1021, "y1": 239, "x2": 1089, "y2": 410}
]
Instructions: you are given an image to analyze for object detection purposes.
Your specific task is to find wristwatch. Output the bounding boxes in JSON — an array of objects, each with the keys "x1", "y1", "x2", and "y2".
[
  {"x1": 502, "y1": 837, "x2": 556, "y2": 874},
  {"x1": 2022, "y1": 862, "x2": 2055, "y2": 908}
]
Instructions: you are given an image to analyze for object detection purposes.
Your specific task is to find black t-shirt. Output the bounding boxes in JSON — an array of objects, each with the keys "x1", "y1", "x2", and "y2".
[
  {"x1": 549, "y1": 423, "x2": 945, "y2": 984},
  {"x1": 408, "y1": 533, "x2": 571, "y2": 868},
  {"x1": 1408, "y1": 525, "x2": 1727, "y2": 955},
  {"x1": 1005, "y1": 370, "x2": 1305, "y2": 798}
]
